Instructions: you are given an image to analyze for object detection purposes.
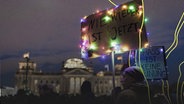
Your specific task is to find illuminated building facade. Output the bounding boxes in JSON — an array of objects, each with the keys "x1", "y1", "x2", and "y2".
[{"x1": 15, "y1": 58, "x2": 121, "y2": 96}]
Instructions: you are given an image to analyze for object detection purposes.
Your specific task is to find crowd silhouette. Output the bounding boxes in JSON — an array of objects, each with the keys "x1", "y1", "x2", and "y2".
[
  {"x1": 0, "y1": 84, "x2": 179, "y2": 104},
  {"x1": 1, "y1": 67, "x2": 180, "y2": 104}
]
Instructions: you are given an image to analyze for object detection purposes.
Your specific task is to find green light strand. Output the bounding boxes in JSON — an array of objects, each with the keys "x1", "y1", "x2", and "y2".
[
  {"x1": 162, "y1": 80, "x2": 171, "y2": 104},
  {"x1": 177, "y1": 61, "x2": 184, "y2": 104},
  {"x1": 166, "y1": 20, "x2": 184, "y2": 59},
  {"x1": 166, "y1": 12, "x2": 184, "y2": 53},
  {"x1": 108, "y1": 0, "x2": 117, "y2": 6},
  {"x1": 180, "y1": 81, "x2": 184, "y2": 104},
  {"x1": 128, "y1": 50, "x2": 131, "y2": 67},
  {"x1": 162, "y1": 80, "x2": 165, "y2": 94},
  {"x1": 166, "y1": 80, "x2": 173, "y2": 104},
  {"x1": 137, "y1": 0, "x2": 152, "y2": 104}
]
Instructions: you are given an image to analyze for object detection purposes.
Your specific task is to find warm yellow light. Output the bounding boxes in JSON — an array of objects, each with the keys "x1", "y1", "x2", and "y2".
[
  {"x1": 117, "y1": 56, "x2": 123, "y2": 60},
  {"x1": 83, "y1": 16, "x2": 87, "y2": 19},
  {"x1": 138, "y1": 10, "x2": 143, "y2": 15},
  {"x1": 23, "y1": 52, "x2": 29, "y2": 58},
  {"x1": 106, "y1": 49, "x2": 112, "y2": 53},
  {"x1": 122, "y1": 5, "x2": 127, "y2": 9},
  {"x1": 122, "y1": 46, "x2": 129, "y2": 51},
  {"x1": 139, "y1": 29, "x2": 142, "y2": 33},
  {"x1": 144, "y1": 43, "x2": 149, "y2": 48},
  {"x1": 107, "y1": 9, "x2": 114, "y2": 15},
  {"x1": 89, "y1": 44, "x2": 97, "y2": 50},
  {"x1": 82, "y1": 35, "x2": 88, "y2": 40},
  {"x1": 93, "y1": 53, "x2": 100, "y2": 58}
]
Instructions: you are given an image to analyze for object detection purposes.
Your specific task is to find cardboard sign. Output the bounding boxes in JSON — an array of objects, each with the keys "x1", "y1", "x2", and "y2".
[
  {"x1": 114, "y1": 46, "x2": 167, "y2": 79},
  {"x1": 139, "y1": 46, "x2": 167, "y2": 79},
  {"x1": 81, "y1": 1, "x2": 148, "y2": 58}
]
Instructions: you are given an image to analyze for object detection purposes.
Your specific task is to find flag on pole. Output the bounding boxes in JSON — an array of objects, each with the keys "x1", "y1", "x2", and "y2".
[{"x1": 23, "y1": 52, "x2": 29, "y2": 58}]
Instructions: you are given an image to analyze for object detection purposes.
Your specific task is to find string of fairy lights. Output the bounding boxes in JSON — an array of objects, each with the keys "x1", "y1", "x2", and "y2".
[
  {"x1": 177, "y1": 61, "x2": 184, "y2": 104},
  {"x1": 181, "y1": 81, "x2": 184, "y2": 104},
  {"x1": 80, "y1": 1, "x2": 148, "y2": 59},
  {"x1": 106, "y1": 2, "x2": 184, "y2": 104},
  {"x1": 80, "y1": 0, "x2": 184, "y2": 104},
  {"x1": 166, "y1": 12, "x2": 184, "y2": 104},
  {"x1": 108, "y1": 0, "x2": 117, "y2": 6}
]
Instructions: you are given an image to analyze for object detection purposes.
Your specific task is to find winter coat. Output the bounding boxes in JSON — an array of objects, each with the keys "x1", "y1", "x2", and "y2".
[{"x1": 116, "y1": 83, "x2": 150, "y2": 104}]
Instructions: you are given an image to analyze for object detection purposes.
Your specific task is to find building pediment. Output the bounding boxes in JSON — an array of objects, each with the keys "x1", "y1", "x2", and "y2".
[{"x1": 63, "y1": 68, "x2": 92, "y2": 76}]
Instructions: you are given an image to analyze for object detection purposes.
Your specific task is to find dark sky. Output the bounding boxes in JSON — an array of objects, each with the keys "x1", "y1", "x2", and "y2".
[{"x1": 0, "y1": 0, "x2": 184, "y2": 86}]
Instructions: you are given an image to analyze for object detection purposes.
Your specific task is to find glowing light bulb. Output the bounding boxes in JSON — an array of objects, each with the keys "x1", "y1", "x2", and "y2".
[
  {"x1": 139, "y1": 5, "x2": 142, "y2": 9},
  {"x1": 107, "y1": 9, "x2": 114, "y2": 15},
  {"x1": 130, "y1": 54, "x2": 134, "y2": 58},
  {"x1": 122, "y1": 46, "x2": 129, "y2": 51},
  {"x1": 129, "y1": 5, "x2": 135, "y2": 11},
  {"x1": 115, "y1": 5, "x2": 119, "y2": 8},
  {"x1": 111, "y1": 41, "x2": 118, "y2": 47},
  {"x1": 144, "y1": 18, "x2": 148, "y2": 22},
  {"x1": 139, "y1": 48, "x2": 143, "y2": 52},
  {"x1": 83, "y1": 16, "x2": 87, "y2": 19},
  {"x1": 82, "y1": 35, "x2": 88, "y2": 41},
  {"x1": 101, "y1": 55, "x2": 106, "y2": 59},
  {"x1": 160, "y1": 48, "x2": 163, "y2": 52},
  {"x1": 103, "y1": 15, "x2": 112, "y2": 23},
  {"x1": 80, "y1": 19, "x2": 85, "y2": 23},
  {"x1": 138, "y1": 10, "x2": 143, "y2": 15},
  {"x1": 82, "y1": 41, "x2": 86, "y2": 46},
  {"x1": 138, "y1": 29, "x2": 142, "y2": 33},
  {"x1": 96, "y1": 10, "x2": 100, "y2": 13},
  {"x1": 144, "y1": 43, "x2": 149, "y2": 48},
  {"x1": 89, "y1": 44, "x2": 97, "y2": 50},
  {"x1": 122, "y1": 5, "x2": 127, "y2": 9},
  {"x1": 147, "y1": 32, "x2": 150, "y2": 36},
  {"x1": 82, "y1": 27, "x2": 87, "y2": 32},
  {"x1": 81, "y1": 16, "x2": 87, "y2": 23},
  {"x1": 106, "y1": 49, "x2": 112, "y2": 53}
]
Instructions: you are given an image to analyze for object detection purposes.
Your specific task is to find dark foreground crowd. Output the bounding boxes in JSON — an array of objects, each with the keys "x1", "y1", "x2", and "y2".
[
  {"x1": 1, "y1": 66, "x2": 181, "y2": 104},
  {"x1": 0, "y1": 91, "x2": 173, "y2": 104}
]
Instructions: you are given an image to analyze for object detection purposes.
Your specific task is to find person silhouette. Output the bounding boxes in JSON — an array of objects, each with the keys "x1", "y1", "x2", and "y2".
[
  {"x1": 80, "y1": 80, "x2": 95, "y2": 104},
  {"x1": 116, "y1": 66, "x2": 149, "y2": 104}
]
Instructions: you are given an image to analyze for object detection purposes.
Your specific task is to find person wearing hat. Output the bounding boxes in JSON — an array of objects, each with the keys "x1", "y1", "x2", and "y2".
[{"x1": 116, "y1": 66, "x2": 149, "y2": 104}]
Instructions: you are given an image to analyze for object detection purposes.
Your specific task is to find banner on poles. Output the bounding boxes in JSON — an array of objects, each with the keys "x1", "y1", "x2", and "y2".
[
  {"x1": 138, "y1": 46, "x2": 167, "y2": 80},
  {"x1": 114, "y1": 46, "x2": 167, "y2": 79}
]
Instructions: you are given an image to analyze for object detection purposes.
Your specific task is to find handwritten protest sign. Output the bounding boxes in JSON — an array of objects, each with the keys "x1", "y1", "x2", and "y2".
[
  {"x1": 81, "y1": 1, "x2": 148, "y2": 58},
  {"x1": 139, "y1": 46, "x2": 167, "y2": 79}
]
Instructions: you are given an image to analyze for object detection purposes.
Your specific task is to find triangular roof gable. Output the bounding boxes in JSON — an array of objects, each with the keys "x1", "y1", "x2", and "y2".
[{"x1": 64, "y1": 68, "x2": 92, "y2": 75}]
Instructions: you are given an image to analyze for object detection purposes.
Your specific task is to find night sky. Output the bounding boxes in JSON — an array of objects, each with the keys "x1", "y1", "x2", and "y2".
[{"x1": 0, "y1": 0, "x2": 184, "y2": 86}]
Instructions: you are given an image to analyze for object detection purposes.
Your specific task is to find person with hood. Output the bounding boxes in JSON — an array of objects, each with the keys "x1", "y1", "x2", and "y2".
[
  {"x1": 116, "y1": 66, "x2": 150, "y2": 104},
  {"x1": 79, "y1": 80, "x2": 95, "y2": 104}
]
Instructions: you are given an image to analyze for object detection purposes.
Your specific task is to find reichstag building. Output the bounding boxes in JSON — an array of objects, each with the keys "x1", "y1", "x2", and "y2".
[{"x1": 15, "y1": 58, "x2": 122, "y2": 96}]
